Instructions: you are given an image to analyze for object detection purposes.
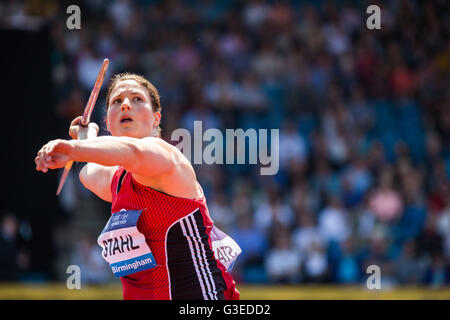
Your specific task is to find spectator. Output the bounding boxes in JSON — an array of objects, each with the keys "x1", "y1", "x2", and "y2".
[
  {"x1": 423, "y1": 254, "x2": 448, "y2": 287},
  {"x1": 0, "y1": 213, "x2": 19, "y2": 281},
  {"x1": 254, "y1": 186, "x2": 295, "y2": 235},
  {"x1": 318, "y1": 195, "x2": 350, "y2": 243},
  {"x1": 292, "y1": 211, "x2": 324, "y2": 256},
  {"x1": 362, "y1": 234, "x2": 397, "y2": 288},
  {"x1": 302, "y1": 240, "x2": 329, "y2": 283},
  {"x1": 436, "y1": 195, "x2": 450, "y2": 258},
  {"x1": 416, "y1": 214, "x2": 444, "y2": 259},
  {"x1": 341, "y1": 155, "x2": 373, "y2": 208},
  {"x1": 336, "y1": 237, "x2": 361, "y2": 284},
  {"x1": 278, "y1": 120, "x2": 308, "y2": 171},
  {"x1": 70, "y1": 235, "x2": 111, "y2": 285},
  {"x1": 265, "y1": 230, "x2": 301, "y2": 284},
  {"x1": 393, "y1": 240, "x2": 425, "y2": 284},
  {"x1": 229, "y1": 214, "x2": 268, "y2": 276},
  {"x1": 369, "y1": 168, "x2": 403, "y2": 223},
  {"x1": 208, "y1": 193, "x2": 236, "y2": 233}
]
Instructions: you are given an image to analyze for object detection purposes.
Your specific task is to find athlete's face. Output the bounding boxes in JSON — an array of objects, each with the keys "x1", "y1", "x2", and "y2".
[{"x1": 106, "y1": 79, "x2": 161, "y2": 138}]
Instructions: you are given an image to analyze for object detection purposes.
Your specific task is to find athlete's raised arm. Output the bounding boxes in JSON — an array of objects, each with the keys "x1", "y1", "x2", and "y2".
[
  {"x1": 35, "y1": 133, "x2": 200, "y2": 199},
  {"x1": 35, "y1": 135, "x2": 176, "y2": 175}
]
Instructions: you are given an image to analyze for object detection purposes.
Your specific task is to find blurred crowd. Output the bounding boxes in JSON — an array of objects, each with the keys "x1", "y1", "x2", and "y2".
[{"x1": 1, "y1": 0, "x2": 449, "y2": 287}]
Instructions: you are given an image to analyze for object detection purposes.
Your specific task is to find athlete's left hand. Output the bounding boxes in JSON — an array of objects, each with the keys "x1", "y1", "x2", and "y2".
[{"x1": 35, "y1": 139, "x2": 75, "y2": 173}]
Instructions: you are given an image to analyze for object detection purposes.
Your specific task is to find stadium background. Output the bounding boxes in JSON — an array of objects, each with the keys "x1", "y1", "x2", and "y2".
[{"x1": 0, "y1": 0, "x2": 449, "y2": 299}]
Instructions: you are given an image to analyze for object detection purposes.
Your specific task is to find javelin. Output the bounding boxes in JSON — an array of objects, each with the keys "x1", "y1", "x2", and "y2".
[{"x1": 56, "y1": 58, "x2": 109, "y2": 195}]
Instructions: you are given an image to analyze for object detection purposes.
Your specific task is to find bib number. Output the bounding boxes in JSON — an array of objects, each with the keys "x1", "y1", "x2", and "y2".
[{"x1": 97, "y1": 209, "x2": 157, "y2": 277}]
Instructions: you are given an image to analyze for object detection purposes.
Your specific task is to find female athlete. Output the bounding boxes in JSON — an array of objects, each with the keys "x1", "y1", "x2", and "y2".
[{"x1": 35, "y1": 73, "x2": 240, "y2": 300}]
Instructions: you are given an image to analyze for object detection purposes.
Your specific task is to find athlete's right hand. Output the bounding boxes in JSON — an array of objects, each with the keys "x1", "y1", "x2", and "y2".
[
  {"x1": 69, "y1": 116, "x2": 99, "y2": 140},
  {"x1": 35, "y1": 139, "x2": 75, "y2": 173}
]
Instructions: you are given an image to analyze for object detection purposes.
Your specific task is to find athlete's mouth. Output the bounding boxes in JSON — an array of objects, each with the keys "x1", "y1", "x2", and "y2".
[{"x1": 120, "y1": 116, "x2": 133, "y2": 123}]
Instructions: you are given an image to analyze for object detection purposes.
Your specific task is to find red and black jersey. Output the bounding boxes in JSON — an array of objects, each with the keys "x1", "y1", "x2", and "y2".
[{"x1": 109, "y1": 167, "x2": 240, "y2": 300}]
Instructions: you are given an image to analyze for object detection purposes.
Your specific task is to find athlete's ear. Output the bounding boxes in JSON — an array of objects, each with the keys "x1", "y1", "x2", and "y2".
[{"x1": 153, "y1": 111, "x2": 161, "y2": 128}]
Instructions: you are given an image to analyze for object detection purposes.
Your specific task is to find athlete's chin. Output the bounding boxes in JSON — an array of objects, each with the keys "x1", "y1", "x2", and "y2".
[
  {"x1": 113, "y1": 128, "x2": 141, "y2": 138},
  {"x1": 111, "y1": 126, "x2": 153, "y2": 139},
  {"x1": 119, "y1": 132, "x2": 142, "y2": 139}
]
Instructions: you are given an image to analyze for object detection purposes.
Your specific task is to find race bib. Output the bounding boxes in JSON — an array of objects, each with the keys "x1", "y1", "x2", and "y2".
[
  {"x1": 97, "y1": 209, "x2": 157, "y2": 277},
  {"x1": 210, "y1": 226, "x2": 241, "y2": 272}
]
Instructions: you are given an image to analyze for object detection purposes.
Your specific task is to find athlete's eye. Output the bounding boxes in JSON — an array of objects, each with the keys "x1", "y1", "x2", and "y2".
[
  {"x1": 112, "y1": 98, "x2": 122, "y2": 104},
  {"x1": 133, "y1": 96, "x2": 143, "y2": 102}
]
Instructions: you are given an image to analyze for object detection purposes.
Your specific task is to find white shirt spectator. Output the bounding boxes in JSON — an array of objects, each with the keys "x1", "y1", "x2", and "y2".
[
  {"x1": 304, "y1": 247, "x2": 328, "y2": 278},
  {"x1": 292, "y1": 226, "x2": 324, "y2": 255},
  {"x1": 107, "y1": 0, "x2": 133, "y2": 31},
  {"x1": 323, "y1": 23, "x2": 350, "y2": 56},
  {"x1": 265, "y1": 234, "x2": 302, "y2": 282},
  {"x1": 318, "y1": 205, "x2": 350, "y2": 243},
  {"x1": 242, "y1": 0, "x2": 269, "y2": 31},
  {"x1": 77, "y1": 52, "x2": 105, "y2": 90},
  {"x1": 265, "y1": 249, "x2": 302, "y2": 281}
]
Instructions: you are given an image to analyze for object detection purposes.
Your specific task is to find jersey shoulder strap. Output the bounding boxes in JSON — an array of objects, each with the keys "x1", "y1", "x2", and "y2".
[{"x1": 116, "y1": 169, "x2": 127, "y2": 195}]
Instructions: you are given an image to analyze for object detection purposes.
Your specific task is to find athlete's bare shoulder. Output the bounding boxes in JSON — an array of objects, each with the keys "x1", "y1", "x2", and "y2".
[{"x1": 133, "y1": 137, "x2": 202, "y2": 199}]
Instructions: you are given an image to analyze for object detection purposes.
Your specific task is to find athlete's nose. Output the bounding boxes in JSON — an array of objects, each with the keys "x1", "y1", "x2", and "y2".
[{"x1": 121, "y1": 97, "x2": 132, "y2": 111}]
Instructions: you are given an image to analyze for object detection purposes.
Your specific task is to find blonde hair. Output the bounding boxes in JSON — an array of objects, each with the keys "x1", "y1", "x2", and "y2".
[{"x1": 106, "y1": 73, "x2": 162, "y2": 137}]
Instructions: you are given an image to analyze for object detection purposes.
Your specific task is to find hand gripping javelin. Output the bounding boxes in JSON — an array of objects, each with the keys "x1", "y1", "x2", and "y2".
[{"x1": 56, "y1": 58, "x2": 109, "y2": 195}]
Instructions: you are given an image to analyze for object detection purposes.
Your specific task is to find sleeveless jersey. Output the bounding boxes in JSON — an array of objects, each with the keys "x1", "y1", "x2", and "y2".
[{"x1": 107, "y1": 167, "x2": 240, "y2": 300}]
